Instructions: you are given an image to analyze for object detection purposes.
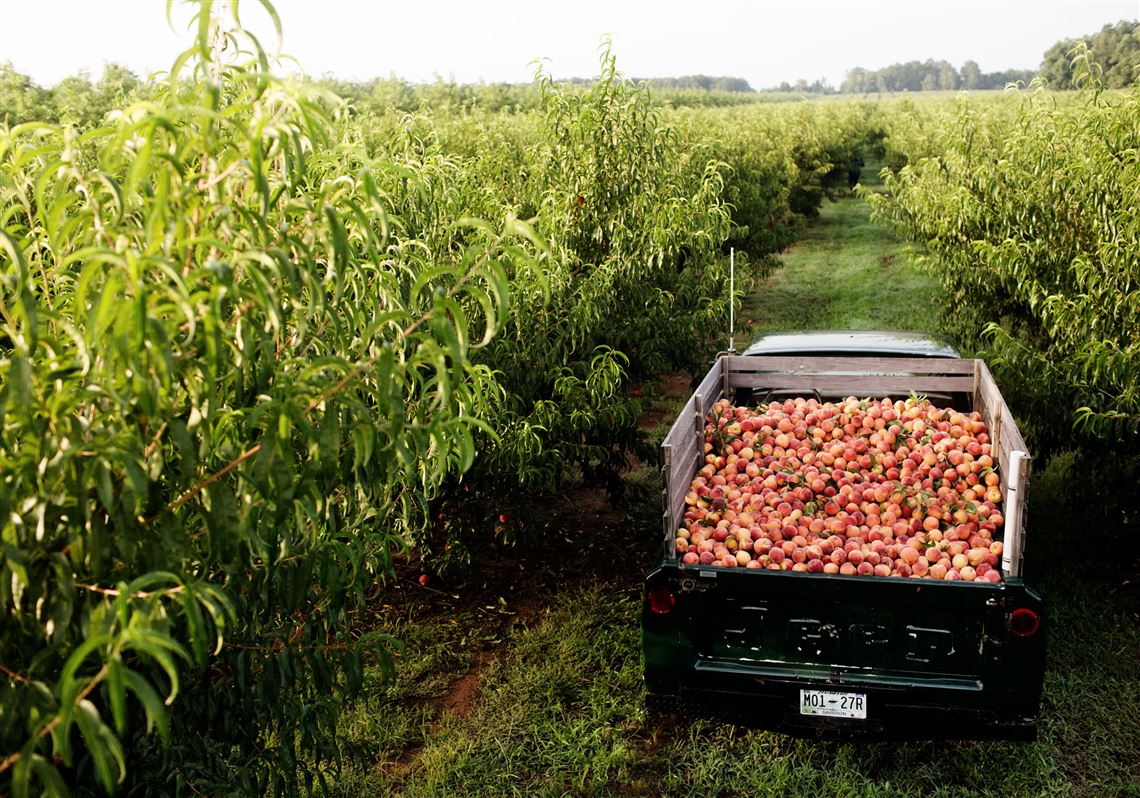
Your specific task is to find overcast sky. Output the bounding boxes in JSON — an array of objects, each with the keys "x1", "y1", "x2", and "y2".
[{"x1": 2, "y1": 1, "x2": 1137, "y2": 89}]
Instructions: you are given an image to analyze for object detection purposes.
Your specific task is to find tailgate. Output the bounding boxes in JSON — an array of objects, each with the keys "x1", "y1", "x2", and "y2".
[{"x1": 678, "y1": 568, "x2": 1006, "y2": 689}]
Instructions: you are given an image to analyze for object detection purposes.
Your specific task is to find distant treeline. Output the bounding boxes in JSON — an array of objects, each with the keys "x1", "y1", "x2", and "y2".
[
  {"x1": 774, "y1": 19, "x2": 1138, "y2": 94},
  {"x1": 645, "y1": 75, "x2": 754, "y2": 92},
  {"x1": 0, "y1": 66, "x2": 765, "y2": 126},
  {"x1": 3, "y1": 20, "x2": 1137, "y2": 126},
  {"x1": 839, "y1": 60, "x2": 1036, "y2": 94},
  {"x1": 1040, "y1": 20, "x2": 1139, "y2": 88}
]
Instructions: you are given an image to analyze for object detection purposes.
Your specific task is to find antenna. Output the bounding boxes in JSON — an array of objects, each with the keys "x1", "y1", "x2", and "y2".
[{"x1": 727, "y1": 247, "x2": 736, "y2": 354}]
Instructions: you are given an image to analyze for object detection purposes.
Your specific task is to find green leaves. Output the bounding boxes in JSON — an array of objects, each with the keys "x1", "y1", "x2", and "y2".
[
  {"x1": 2, "y1": 0, "x2": 528, "y2": 793},
  {"x1": 870, "y1": 81, "x2": 1140, "y2": 454},
  {"x1": 0, "y1": 3, "x2": 889, "y2": 795}
]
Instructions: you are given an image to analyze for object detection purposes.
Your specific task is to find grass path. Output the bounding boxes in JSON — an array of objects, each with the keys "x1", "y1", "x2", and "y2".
[
  {"x1": 328, "y1": 188, "x2": 1140, "y2": 798},
  {"x1": 741, "y1": 170, "x2": 947, "y2": 337}
]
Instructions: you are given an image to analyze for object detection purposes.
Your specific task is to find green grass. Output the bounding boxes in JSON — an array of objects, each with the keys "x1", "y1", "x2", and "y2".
[
  {"x1": 328, "y1": 188, "x2": 1140, "y2": 798},
  {"x1": 740, "y1": 169, "x2": 947, "y2": 339}
]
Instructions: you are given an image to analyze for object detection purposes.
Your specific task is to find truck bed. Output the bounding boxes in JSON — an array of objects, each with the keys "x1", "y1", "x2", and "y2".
[
  {"x1": 659, "y1": 355, "x2": 1030, "y2": 577},
  {"x1": 643, "y1": 354, "x2": 1044, "y2": 740}
]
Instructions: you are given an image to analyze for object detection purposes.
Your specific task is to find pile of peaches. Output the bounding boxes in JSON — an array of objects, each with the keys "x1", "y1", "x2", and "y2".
[{"x1": 676, "y1": 396, "x2": 1005, "y2": 581}]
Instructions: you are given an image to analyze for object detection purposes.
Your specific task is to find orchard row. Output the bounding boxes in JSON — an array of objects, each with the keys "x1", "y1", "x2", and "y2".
[{"x1": 0, "y1": 7, "x2": 881, "y2": 796}]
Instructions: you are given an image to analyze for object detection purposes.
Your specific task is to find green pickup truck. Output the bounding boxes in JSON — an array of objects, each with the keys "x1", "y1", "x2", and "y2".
[{"x1": 642, "y1": 332, "x2": 1045, "y2": 740}]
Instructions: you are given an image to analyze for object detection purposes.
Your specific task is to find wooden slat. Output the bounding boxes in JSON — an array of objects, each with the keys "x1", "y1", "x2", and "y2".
[
  {"x1": 974, "y1": 361, "x2": 1004, "y2": 456},
  {"x1": 972, "y1": 360, "x2": 1033, "y2": 575},
  {"x1": 669, "y1": 444, "x2": 700, "y2": 503},
  {"x1": 695, "y1": 358, "x2": 724, "y2": 419},
  {"x1": 723, "y1": 355, "x2": 977, "y2": 374},
  {"x1": 1000, "y1": 402, "x2": 1029, "y2": 455},
  {"x1": 722, "y1": 374, "x2": 977, "y2": 395},
  {"x1": 661, "y1": 396, "x2": 698, "y2": 452}
]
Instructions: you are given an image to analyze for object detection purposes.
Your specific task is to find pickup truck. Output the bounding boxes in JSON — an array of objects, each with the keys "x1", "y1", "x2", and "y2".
[{"x1": 641, "y1": 331, "x2": 1045, "y2": 740}]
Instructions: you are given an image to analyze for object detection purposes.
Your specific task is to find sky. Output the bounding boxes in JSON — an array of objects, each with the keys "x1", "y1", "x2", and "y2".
[{"x1": 1, "y1": 1, "x2": 1137, "y2": 89}]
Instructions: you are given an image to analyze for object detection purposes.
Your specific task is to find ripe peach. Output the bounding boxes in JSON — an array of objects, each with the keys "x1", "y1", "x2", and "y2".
[
  {"x1": 857, "y1": 562, "x2": 874, "y2": 576},
  {"x1": 682, "y1": 552, "x2": 700, "y2": 565},
  {"x1": 929, "y1": 563, "x2": 947, "y2": 580},
  {"x1": 873, "y1": 563, "x2": 892, "y2": 577},
  {"x1": 840, "y1": 562, "x2": 857, "y2": 576}
]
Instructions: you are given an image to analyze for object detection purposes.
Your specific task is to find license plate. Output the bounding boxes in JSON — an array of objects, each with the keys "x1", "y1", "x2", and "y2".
[{"x1": 799, "y1": 689, "x2": 867, "y2": 719}]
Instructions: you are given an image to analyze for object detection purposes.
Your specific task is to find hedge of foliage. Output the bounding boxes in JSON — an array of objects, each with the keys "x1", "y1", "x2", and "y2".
[{"x1": 0, "y1": 5, "x2": 876, "y2": 795}]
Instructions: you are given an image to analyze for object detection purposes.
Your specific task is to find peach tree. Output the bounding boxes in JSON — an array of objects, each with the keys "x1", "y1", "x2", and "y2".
[
  {"x1": 868, "y1": 49, "x2": 1139, "y2": 525},
  {"x1": 0, "y1": 3, "x2": 537, "y2": 794}
]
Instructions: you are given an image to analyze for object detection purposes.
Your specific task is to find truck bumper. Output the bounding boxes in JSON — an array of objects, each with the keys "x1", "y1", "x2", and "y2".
[{"x1": 646, "y1": 683, "x2": 1038, "y2": 741}]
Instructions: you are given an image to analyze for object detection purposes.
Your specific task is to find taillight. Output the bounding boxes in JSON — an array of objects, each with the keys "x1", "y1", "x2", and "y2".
[
  {"x1": 1009, "y1": 607, "x2": 1041, "y2": 638},
  {"x1": 648, "y1": 585, "x2": 676, "y2": 615}
]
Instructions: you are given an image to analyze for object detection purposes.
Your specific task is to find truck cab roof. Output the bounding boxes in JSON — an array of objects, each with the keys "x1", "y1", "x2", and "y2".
[{"x1": 742, "y1": 330, "x2": 960, "y2": 359}]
